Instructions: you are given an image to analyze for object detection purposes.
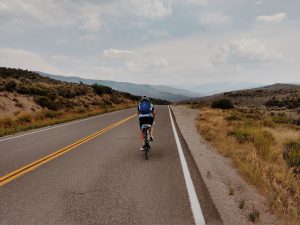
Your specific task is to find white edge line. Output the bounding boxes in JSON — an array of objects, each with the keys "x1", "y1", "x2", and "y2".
[
  {"x1": 0, "y1": 108, "x2": 131, "y2": 142},
  {"x1": 168, "y1": 105, "x2": 206, "y2": 225}
]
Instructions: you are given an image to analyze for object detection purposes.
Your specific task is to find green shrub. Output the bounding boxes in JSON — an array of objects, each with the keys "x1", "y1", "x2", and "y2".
[
  {"x1": 211, "y1": 99, "x2": 234, "y2": 109},
  {"x1": 16, "y1": 113, "x2": 32, "y2": 124},
  {"x1": 272, "y1": 116, "x2": 291, "y2": 124},
  {"x1": 58, "y1": 87, "x2": 77, "y2": 98},
  {"x1": 253, "y1": 130, "x2": 275, "y2": 160},
  {"x1": 228, "y1": 128, "x2": 255, "y2": 144},
  {"x1": 34, "y1": 96, "x2": 54, "y2": 109},
  {"x1": 248, "y1": 208, "x2": 260, "y2": 223},
  {"x1": 36, "y1": 110, "x2": 62, "y2": 120},
  {"x1": 229, "y1": 129, "x2": 275, "y2": 160},
  {"x1": 283, "y1": 139, "x2": 300, "y2": 169},
  {"x1": 29, "y1": 86, "x2": 48, "y2": 96},
  {"x1": 265, "y1": 98, "x2": 300, "y2": 109},
  {"x1": 15, "y1": 102, "x2": 23, "y2": 108},
  {"x1": 73, "y1": 107, "x2": 86, "y2": 114},
  {"x1": 0, "y1": 117, "x2": 15, "y2": 128},
  {"x1": 91, "y1": 84, "x2": 113, "y2": 95},
  {"x1": 16, "y1": 84, "x2": 31, "y2": 94},
  {"x1": 225, "y1": 114, "x2": 240, "y2": 121},
  {"x1": 265, "y1": 99, "x2": 285, "y2": 108},
  {"x1": 4, "y1": 79, "x2": 17, "y2": 91}
]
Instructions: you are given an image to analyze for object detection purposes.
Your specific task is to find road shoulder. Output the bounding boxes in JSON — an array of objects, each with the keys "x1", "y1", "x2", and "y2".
[{"x1": 171, "y1": 105, "x2": 282, "y2": 225}]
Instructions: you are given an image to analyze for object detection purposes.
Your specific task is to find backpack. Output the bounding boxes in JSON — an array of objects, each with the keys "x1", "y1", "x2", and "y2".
[{"x1": 140, "y1": 100, "x2": 151, "y2": 114}]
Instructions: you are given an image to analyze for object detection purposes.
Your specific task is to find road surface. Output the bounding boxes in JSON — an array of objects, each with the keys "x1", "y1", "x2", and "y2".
[{"x1": 0, "y1": 105, "x2": 221, "y2": 225}]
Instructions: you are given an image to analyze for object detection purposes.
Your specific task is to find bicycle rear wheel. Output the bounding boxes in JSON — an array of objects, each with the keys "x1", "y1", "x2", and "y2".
[{"x1": 144, "y1": 146, "x2": 149, "y2": 160}]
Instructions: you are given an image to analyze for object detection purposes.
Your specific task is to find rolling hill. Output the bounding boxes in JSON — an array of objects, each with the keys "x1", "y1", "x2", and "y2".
[
  {"x1": 38, "y1": 72, "x2": 201, "y2": 102},
  {"x1": 187, "y1": 83, "x2": 300, "y2": 108},
  {"x1": 0, "y1": 67, "x2": 169, "y2": 116}
]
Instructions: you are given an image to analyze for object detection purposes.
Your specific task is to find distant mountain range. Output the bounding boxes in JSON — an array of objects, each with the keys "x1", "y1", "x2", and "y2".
[
  {"x1": 174, "y1": 82, "x2": 265, "y2": 95},
  {"x1": 38, "y1": 72, "x2": 202, "y2": 101}
]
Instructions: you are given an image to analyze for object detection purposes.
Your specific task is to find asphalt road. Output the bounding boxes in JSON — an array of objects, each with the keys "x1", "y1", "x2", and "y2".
[{"x1": 0, "y1": 105, "x2": 221, "y2": 225}]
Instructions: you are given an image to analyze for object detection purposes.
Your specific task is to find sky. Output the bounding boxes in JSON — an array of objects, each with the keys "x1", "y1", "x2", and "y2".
[{"x1": 0, "y1": 0, "x2": 299, "y2": 87}]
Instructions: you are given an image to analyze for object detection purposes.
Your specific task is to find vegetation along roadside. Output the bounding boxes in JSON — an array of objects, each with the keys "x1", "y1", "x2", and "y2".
[
  {"x1": 0, "y1": 67, "x2": 169, "y2": 137},
  {"x1": 188, "y1": 95, "x2": 299, "y2": 224}
]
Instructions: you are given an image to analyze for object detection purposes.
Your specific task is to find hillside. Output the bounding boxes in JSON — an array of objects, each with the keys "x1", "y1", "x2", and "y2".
[
  {"x1": 0, "y1": 68, "x2": 136, "y2": 116},
  {"x1": 188, "y1": 83, "x2": 300, "y2": 109},
  {"x1": 38, "y1": 72, "x2": 201, "y2": 101},
  {"x1": 0, "y1": 67, "x2": 169, "y2": 136}
]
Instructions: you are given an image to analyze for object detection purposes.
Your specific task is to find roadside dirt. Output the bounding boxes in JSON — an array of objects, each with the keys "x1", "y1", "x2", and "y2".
[
  {"x1": 171, "y1": 105, "x2": 283, "y2": 225},
  {"x1": 0, "y1": 92, "x2": 41, "y2": 116}
]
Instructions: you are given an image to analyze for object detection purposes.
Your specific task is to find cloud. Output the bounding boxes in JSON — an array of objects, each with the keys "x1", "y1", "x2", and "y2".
[
  {"x1": 78, "y1": 34, "x2": 98, "y2": 41},
  {"x1": 126, "y1": 59, "x2": 169, "y2": 72},
  {"x1": 0, "y1": 1, "x2": 8, "y2": 11},
  {"x1": 148, "y1": 29, "x2": 170, "y2": 38},
  {"x1": 79, "y1": 14, "x2": 102, "y2": 32},
  {"x1": 176, "y1": 0, "x2": 208, "y2": 6},
  {"x1": 103, "y1": 49, "x2": 134, "y2": 59},
  {"x1": 199, "y1": 12, "x2": 231, "y2": 26},
  {"x1": 256, "y1": 12, "x2": 287, "y2": 24},
  {"x1": 135, "y1": 0, "x2": 173, "y2": 20},
  {"x1": 51, "y1": 55, "x2": 81, "y2": 64},
  {"x1": 217, "y1": 38, "x2": 284, "y2": 63},
  {"x1": 0, "y1": 48, "x2": 61, "y2": 74},
  {"x1": 255, "y1": 1, "x2": 263, "y2": 5},
  {"x1": 0, "y1": 0, "x2": 104, "y2": 32}
]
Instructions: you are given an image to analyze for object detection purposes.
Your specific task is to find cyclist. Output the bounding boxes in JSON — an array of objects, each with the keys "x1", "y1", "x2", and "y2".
[{"x1": 138, "y1": 96, "x2": 155, "y2": 151}]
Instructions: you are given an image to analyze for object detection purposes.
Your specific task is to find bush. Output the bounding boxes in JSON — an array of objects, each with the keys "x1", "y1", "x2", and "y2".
[
  {"x1": 248, "y1": 208, "x2": 260, "y2": 223},
  {"x1": 265, "y1": 98, "x2": 300, "y2": 109},
  {"x1": 16, "y1": 113, "x2": 32, "y2": 124},
  {"x1": 36, "y1": 110, "x2": 63, "y2": 120},
  {"x1": 4, "y1": 79, "x2": 17, "y2": 91},
  {"x1": 211, "y1": 99, "x2": 234, "y2": 109},
  {"x1": 29, "y1": 86, "x2": 48, "y2": 96},
  {"x1": 16, "y1": 84, "x2": 31, "y2": 94},
  {"x1": 0, "y1": 117, "x2": 15, "y2": 128},
  {"x1": 91, "y1": 84, "x2": 113, "y2": 95},
  {"x1": 225, "y1": 114, "x2": 240, "y2": 121},
  {"x1": 229, "y1": 128, "x2": 275, "y2": 160},
  {"x1": 58, "y1": 87, "x2": 77, "y2": 98},
  {"x1": 228, "y1": 128, "x2": 254, "y2": 144},
  {"x1": 34, "y1": 96, "x2": 55, "y2": 110},
  {"x1": 73, "y1": 107, "x2": 87, "y2": 114},
  {"x1": 253, "y1": 130, "x2": 275, "y2": 160},
  {"x1": 283, "y1": 139, "x2": 300, "y2": 169},
  {"x1": 15, "y1": 102, "x2": 23, "y2": 108}
]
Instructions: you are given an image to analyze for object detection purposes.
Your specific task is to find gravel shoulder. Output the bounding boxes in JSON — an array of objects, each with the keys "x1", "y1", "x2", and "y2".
[{"x1": 171, "y1": 105, "x2": 283, "y2": 225}]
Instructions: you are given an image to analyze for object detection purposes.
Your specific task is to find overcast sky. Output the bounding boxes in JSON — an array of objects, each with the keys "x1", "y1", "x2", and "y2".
[{"x1": 0, "y1": 0, "x2": 299, "y2": 86}]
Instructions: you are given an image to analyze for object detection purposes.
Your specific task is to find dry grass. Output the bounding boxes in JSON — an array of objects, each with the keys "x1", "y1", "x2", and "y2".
[
  {"x1": 196, "y1": 107, "x2": 300, "y2": 225},
  {"x1": 0, "y1": 103, "x2": 136, "y2": 137}
]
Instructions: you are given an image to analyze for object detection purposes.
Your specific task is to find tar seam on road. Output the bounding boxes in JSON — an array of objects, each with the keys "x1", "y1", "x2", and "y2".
[
  {"x1": 168, "y1": 106, "x2": 206, "y2": 225},
  {"x1": 0, "y1": 114, "x2": 136, "y2": 187},
  {"x1": 0, "y1": 108, "x2": 132, "y2": 142}
]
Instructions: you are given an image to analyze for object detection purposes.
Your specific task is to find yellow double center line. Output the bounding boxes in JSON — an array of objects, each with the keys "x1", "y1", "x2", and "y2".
[{"x1": 0, "y1": 114, "x2": 136, "y2": 187}]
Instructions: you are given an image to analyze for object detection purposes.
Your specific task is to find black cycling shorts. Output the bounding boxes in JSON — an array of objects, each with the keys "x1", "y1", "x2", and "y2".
[{"x1": 139, "y1": 117, "x2": 154, "y2": 129}]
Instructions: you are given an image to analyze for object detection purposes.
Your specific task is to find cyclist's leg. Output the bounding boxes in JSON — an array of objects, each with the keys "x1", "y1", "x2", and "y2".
[
  {"x1": 139, "y1": 117, "x2": 146, "y2": 149},
  {"x1": 149, "y1": 117, "x2": 154, "y2": 140}
]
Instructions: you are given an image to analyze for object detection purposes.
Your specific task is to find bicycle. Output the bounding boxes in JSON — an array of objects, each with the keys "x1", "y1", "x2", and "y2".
[{"x1": 141, "y1": 124, "x2": 152, "y2": 160}]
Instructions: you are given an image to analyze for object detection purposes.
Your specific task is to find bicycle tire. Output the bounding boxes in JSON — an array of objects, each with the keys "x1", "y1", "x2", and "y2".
[
  {"x1": 143, "y1": 128, "x2": 150, "y2": 160},
  {"x1": 144, "y1": 147, "x2": 148, "y2": 160}
]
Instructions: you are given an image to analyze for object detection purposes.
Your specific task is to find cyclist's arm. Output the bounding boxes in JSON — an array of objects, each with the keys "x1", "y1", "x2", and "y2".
[
  {"x1": 137, "y1": 105, "x2": 141, "y2": 116},
  {"x1": 152, "y1": 106, "x2": 155, "y2": 118}
]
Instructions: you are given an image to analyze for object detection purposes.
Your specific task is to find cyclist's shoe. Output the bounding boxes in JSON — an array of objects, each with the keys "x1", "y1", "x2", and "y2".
[{"x1": 149, "y1": 136, "x2": 154, "y2": 141}]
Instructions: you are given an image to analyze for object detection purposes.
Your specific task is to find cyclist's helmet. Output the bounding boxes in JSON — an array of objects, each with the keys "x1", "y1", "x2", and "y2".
[{"x1": 141, "y1": 96, "x2": 148, "y2": 101}]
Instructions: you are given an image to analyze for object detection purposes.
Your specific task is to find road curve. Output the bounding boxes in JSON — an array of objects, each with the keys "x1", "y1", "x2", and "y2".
[{"x1": 0, "y1": 105, "x2": 221, "y2": 225}]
